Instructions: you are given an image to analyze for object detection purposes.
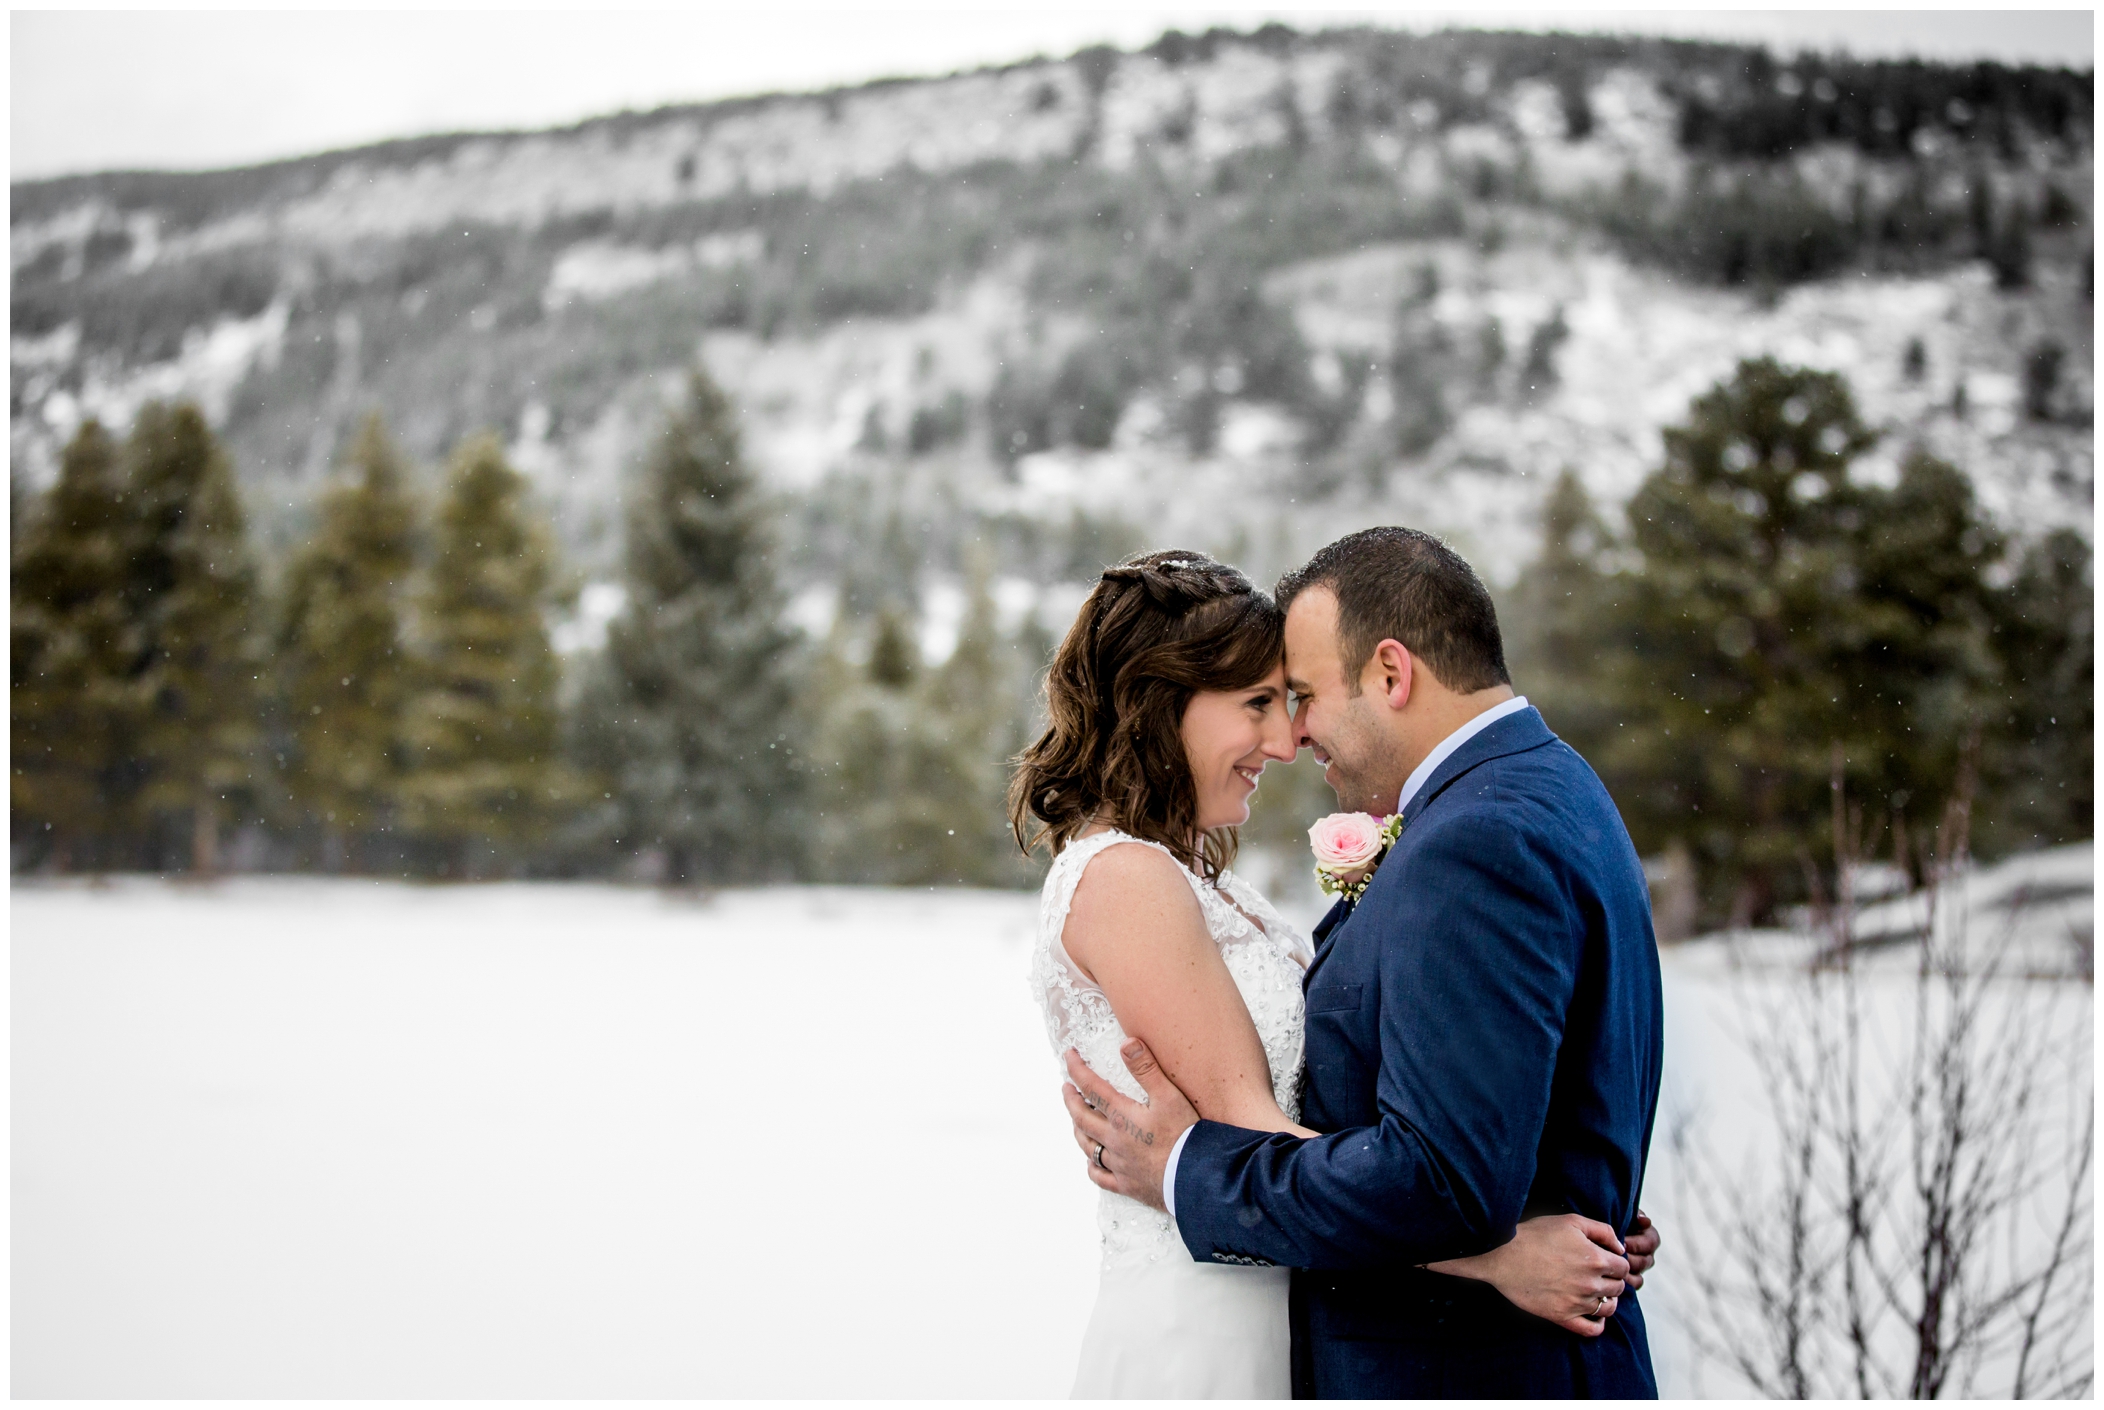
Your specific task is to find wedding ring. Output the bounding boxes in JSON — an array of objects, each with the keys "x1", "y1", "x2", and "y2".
[
  {"x1": 1593, "y1": 1296, "x2": 1608, "y2": 1317},
  {"x1": 1094, "y1": 1141, "x2": 1108, "y2": 1170}
]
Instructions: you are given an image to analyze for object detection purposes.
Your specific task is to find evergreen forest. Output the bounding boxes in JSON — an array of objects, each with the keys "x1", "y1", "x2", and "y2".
[
  {"x1": 11, "y1": 351, "x2": 2090, "y2": 925},
  {"x1": 10, "y1": 23, "x2": 2093, "y2": 926},
  {"x1": 11, "y1": 372, "x2": 1039, "y2": 887}
]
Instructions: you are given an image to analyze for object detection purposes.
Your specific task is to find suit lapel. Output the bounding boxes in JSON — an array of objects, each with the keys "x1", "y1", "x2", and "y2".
[
  {"x1": 1398, "y1": 705, "x2": 1556, "y2": 830},
  {"x1": 1302, "y1": 896, "x2": 1354, "y2": 989},
  {"x1": 1299, "y1": 707, "x2": 1558, "y2": 993}
]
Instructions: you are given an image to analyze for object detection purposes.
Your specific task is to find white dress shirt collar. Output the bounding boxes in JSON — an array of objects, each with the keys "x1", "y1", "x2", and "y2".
[{"x1": 1393, "y1": 695, "x2": 1531, "y2": 818}]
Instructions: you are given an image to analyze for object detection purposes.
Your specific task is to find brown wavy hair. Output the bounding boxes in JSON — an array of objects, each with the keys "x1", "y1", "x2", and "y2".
[{"x1": 1008, "y1": 549, "x2": 1285, "y2": 882}]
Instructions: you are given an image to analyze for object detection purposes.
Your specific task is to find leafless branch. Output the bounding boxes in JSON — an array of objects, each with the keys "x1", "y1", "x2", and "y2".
[{"x1": 1668, "y1": 749, "x2": 2092, "y2": 1398}]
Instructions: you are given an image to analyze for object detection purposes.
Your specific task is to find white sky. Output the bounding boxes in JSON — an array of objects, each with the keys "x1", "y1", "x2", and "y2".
[{"x1": 11, "y1": 7, "x2": 2095, "y2": 181}]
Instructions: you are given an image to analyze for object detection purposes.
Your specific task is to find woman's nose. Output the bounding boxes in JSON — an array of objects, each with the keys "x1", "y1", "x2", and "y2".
[{"x1": 1262, "y1": 711, "x2": 1297, "y2": 761}]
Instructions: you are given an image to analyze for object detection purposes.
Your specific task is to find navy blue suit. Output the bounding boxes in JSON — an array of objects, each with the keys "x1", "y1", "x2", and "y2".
[{"x1": 1173, "y1": 707, "x2": 1664, "y2": 1398}]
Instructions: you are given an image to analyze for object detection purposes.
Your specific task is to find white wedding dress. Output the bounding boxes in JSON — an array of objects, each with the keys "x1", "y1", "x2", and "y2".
[{"x1": 1031, "y1": 829, "x2": 1314, "y2": 1399}]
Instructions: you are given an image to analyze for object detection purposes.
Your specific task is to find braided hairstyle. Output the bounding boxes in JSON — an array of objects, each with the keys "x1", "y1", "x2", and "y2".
[{"x1": 1008, "y1": 549, "x2": 1284, "y2": 882}]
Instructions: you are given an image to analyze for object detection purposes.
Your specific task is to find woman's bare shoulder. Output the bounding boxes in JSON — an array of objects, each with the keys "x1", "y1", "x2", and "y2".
[
  {"x1": 1062, "y1": 839, "x2": 1206, "y2": 972},
  {"x1": 1069, "y1": 837, "x2": 1194, "y2": 905}
]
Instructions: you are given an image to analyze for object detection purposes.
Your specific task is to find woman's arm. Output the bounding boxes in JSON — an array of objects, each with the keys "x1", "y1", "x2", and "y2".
[
  {"x1": 1063, "y1": 842, "x2": 1311, "y2": 1137},
  {"x1": 1427, "y1": 1215, "x2": 1632, "y2": 1337},
  {"x1": 1064, "y1": 841, "x2": 1653, "y2": 1338}
]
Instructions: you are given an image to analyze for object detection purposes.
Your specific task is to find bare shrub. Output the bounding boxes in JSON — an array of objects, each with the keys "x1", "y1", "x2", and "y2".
[{"x1": 1669, "y1": 751, "x2": 2092, "y2": 1398}]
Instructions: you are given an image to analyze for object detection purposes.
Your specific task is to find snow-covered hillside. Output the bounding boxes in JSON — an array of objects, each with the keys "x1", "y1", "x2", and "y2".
[
  {"x1": 715, "y1": 238, "x2": 2091, "y2": 600},
  {"x1": 12, "y1": 26, "x2": 2091, "y2": 619}
]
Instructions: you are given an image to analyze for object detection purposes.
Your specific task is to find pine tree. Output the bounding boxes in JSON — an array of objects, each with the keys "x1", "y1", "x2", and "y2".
[
  {"x1": 400, "y1": 433, "x2": 568, "y2": 874},
  {"x1": 11, "y1": 420, "x2": 147, "y2": 869},
  {"x1": 1602, "y1": 359, "x2": 2004, "y2": 923},
  {"x1": 804, "y1": 602, "x2": 880, "y2": 877},
  {"x1": 1988, "y1": 197, "x2": 2034, "y2": 290},
  {"x1": 1519, "y1": 304, "x2": 1570, "y2": 399},
  {"x1": 605, "y1": 369, "x2": 804, "y2": 883},
  {"x1": 866, "y1": 606, "x2": 919, "y2": 688},
  {"x1": 1502, "y1": 469, "x2": 1623, "y2": 753},
  {"x1": 557, "y1": 643, "x2": 632, "y2": 869},
  {"x1": 1847, "y1": 449, "x2": 2006, "y2": 809},
  {"x1": 124, "y1": 402, "x2": 262, "y2": 874},
  {"x1": 810, "y1": 638, "x2": 916, "y2": 881},
  {"x1": 1980, "y1": 529, "x2": 2092, "y2": 848},
  {"x1": 2022, "y1": 340, "x2": 2065, "y2": 422},
  {"x1": 277, "y1": 413, "x2": 419, "y2": 869},
  {"x1": 1388, "y1": 274, "x2": 1451, "y2": 455},
  {"x1": 919, "y1": 555, "x2": 1034, "y2": 884},
  {"x1": 810, "y1": 606, "x2": 950, "y2": 884},
  {"x1": 809, "y1": 558, "x2": 1042, "y2": 886}
]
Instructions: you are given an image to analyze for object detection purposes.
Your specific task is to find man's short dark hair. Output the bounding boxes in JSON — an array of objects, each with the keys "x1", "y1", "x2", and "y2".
[{"x1": 1276, "y1": 527, "x2": 1511, "y2": 694}]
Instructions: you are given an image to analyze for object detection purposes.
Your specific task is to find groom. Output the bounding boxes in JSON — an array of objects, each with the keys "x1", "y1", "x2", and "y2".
[{"x1": 1068, "y1": 527, "x2": 1664, "y2": 1398}]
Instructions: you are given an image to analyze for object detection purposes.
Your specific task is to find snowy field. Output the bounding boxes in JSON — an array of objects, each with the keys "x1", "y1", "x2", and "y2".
[
  {"x1": 13, "y1": 882, "x2": 1096, "y2": 1398},
  {"x1": 14, "y1": 855, "x2": 2092, "y2": 1398}
]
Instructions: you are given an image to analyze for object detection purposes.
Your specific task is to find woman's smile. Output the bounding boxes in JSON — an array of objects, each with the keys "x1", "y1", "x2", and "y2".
[{"x1": 1177, "y1": 660, "x2": 1296, "y2": 831}]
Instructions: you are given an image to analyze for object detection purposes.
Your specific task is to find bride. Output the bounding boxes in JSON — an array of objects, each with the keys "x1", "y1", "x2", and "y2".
[{"x1": 1013, "y1": 550, "x2": 1645, "y2": 1399}]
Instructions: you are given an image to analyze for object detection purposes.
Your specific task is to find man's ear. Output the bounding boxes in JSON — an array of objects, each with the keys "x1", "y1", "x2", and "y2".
[{"x1": 1368, "y1": 639, "x2": 1413, "y2": 710}]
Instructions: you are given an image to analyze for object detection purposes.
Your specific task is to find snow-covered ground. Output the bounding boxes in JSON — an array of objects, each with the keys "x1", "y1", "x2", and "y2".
[
  {"x1": 12, "y1": 882, "x2": 1095, "y2": 1397},
  {"x1": 14, "y1": 855, "x2": 2091, "y2": 1396}
]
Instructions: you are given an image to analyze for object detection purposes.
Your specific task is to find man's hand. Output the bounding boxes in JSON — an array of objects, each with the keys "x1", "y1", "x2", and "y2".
[
  {"x1": 1062, "y1": 1039, "x2": 1199, "y2": 1212},
  {"x1": 1431, "y1": 1213, "x2": 1630, "y2": 1337},
  {"x1": 1623, "y1": 1210, "x2": 1660, "y2": 1291}
]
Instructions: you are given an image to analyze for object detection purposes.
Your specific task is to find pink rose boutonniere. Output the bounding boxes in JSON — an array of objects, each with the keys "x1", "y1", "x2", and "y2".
[{"x1": 1308, "y1": 811, "x2": 1407, "y2": 902}]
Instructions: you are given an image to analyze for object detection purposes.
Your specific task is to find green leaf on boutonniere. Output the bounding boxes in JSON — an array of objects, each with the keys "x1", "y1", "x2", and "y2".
[{"x1": 1314, "y1": 813, "x2": 1407, "y2": 902}]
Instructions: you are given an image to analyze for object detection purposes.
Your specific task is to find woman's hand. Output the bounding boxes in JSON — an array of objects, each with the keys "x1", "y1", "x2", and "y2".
[
  {"x1": 1623, "y1": 1210, "x2": 1660, "y2": 1290},
  {"x1": 1426, "y1": 1214, "x2": 1630, "y2": 1337}
]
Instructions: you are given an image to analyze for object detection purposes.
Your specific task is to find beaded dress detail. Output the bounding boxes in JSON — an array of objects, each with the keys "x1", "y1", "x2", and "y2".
[{"x1": 1032, "y1": 829, "x2": 1313, "y2": 1270}]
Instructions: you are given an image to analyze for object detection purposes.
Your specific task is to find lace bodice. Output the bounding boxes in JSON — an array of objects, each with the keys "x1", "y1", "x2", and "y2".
[{"x1": 1031, "y1": 829, "x2": 1314, "y2": 1269}]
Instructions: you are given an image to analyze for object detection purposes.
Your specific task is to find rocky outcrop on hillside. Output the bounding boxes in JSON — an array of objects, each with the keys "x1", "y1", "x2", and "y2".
[{"x1": 11, "y1": 25, "x2": 2092, "y2": 639}]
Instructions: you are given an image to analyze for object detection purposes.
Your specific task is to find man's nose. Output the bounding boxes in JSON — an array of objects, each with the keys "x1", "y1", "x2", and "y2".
[{"x1": 1264, "y1": 707, "x2": 1297, "y2": 760}]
